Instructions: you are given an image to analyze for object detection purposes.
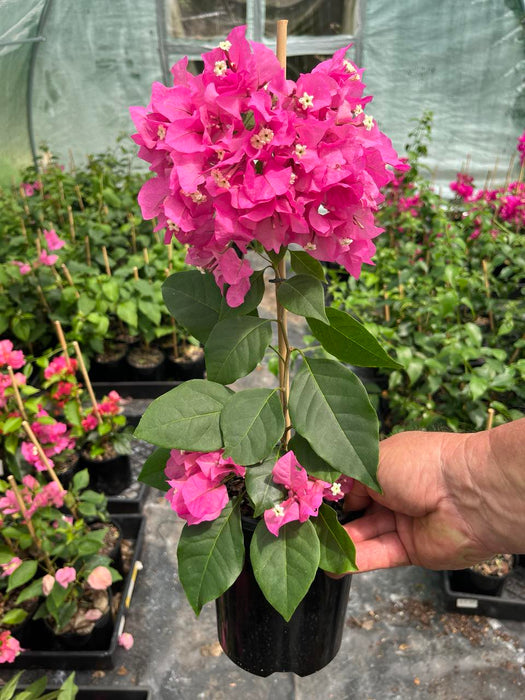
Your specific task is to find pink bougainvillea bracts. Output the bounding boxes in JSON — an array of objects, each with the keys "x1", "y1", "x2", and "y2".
[
  {"x1": 131, "y1": 25, "x2": 407, "y2": 306},
  {"x1": 264, "y1": 451, "x2": 353, "y2": 536},
  {"x1": 0, "y1": 557, "x2": 22, "y2": 578},
  {"x1": 165, "y1": 448, "x2": 246, "y2": 525},
  {"x1": 44, "y1": 228, "x2": 66, "y2": 251},
  {"x1": 0, "y1": 340, "x2": 25, "y2": 370},
  {"x1": 0, "y1": 629, "x2": 23, "y2": 663},
  {"x1": 44, "y1": 355, "x2": 78, "y2": 381},
  {"x1": 87, "y1": 566, "x2": 113, "y2": 590},
  {"x1": 517, "y1": 130, "x2": 525, "y2": 167}
]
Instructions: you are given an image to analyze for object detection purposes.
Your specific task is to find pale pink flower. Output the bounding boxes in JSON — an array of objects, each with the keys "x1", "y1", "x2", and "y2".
[
  {"x1": 87, "y1": 566, "x2": 113, "y2": 590},
  {"x1": 55, "y1": 566, "x2": 76, "y2": 588},
  {"x1": 118, "y1": 632, "x2": 134, "y2": 650},
  {"x1": 42, "y1": 574, "x2": 55, "y2": 596},
  {"x1": 11, "y1": 260, "x2": 31, "y2": 275},
  {"x1": 44, "y1": 355, "x2": 77, "y2": 380},
  {"x1": 0, "y1": 557, "x2": 22, "y2": 577}
]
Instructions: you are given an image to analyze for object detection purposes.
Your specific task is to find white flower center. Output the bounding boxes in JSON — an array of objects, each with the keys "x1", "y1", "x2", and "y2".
[
  {"x1": 343, "y1": 60, "x2": 356, "y2": 73},
  {"x1": 304, "y1": 242, "x2": 317, "y2": 251},
  {"x1": 295, "y1": 143, "x2": 307, "y2": 157},
  {"x1": 273, "y1": 504, "x2": 285, "y2": 517},
  {"x1": 218, "y1": 40, "x2": 231, "y2": 51},
  {"x1": 363, "y1": 115, "x2": 374, "y2": 131},
  {"x1": 354, "y1": 104, "x2": 363, "y2": 116},
  {"x1": 298, "y1": 92, "x2": 314, "y2": 110},
  {"x1": 214, "y1": 60, "x2": 228, "y2": 77},
  {"x1": 331, "y1": 482, "x2": 343, "y2": 496},
  {"x1": 157, "y1": 125, "x2": 166, "y2": 140}
]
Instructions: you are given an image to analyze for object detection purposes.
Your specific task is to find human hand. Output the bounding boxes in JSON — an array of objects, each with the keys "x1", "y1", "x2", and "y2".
[{"x1": 343, "y1": 424, "x2": 524, "y2": 572}]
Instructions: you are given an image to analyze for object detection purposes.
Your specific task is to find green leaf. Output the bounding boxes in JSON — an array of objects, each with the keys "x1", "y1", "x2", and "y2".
[
  {"x1": 308, "y1": 308, "x2": 401, "y2": 368},
  {"x1": 289, "y1": 358, "x2": 380, "y2": 490},
  {"x1": 135, "y1": 379, "x2": 232, "y2": 451},
  {"x1": 138, "y1": 447, "x2": 171, "y2": 491},
  {"x1": 2, "y1": 416, "x2": 22, "y2": 434},
  {"x1": 0, "y1": 671, "x2": 24, "y2": 700},
  {"x1": 469, "y1": 375, "x2": 489, "y2": 401},
  {"x1": 290, "y1": 250, "x2": 326, "y2": 281},
  {"x1": 16, "y1": 675, "x2": 49, "y2": 699},
  {"x1": 277, "y1": 275, "x2": 328, "y2": 323},
  {"x1": 7, "y1": 560, "x2": 37, "y2": 592},
  {"x1": 288, "y1": 433, "x2": 341, "y2": 482},
  {"x1": 221, "y1": 388, "x2": 284, "y2": 465},
  {"x1": 15, "y1": 577, "x2": 43, "y2": 603},
  {"x1": 205, "y1": 317, "x2": 272, "y2": 384},
  {"x1": 250, "y1": 519, "x2": 320, "y2": 621},
  {"x1": 102, "y1": 279, "x2": 119, "y2": 303},
  {"x1": 162, "y1": 270, "x2": 222, "y2": 342},
  {"x1": 57, "y1": 673, "x2": 78, "y2": 700},
  {"x1": 177, "y1": 499, "x2": 244, "y2": 614},
  {"x1": 245, "y1": 454, "x2": 284, "y2": 517},
  {"x1": 63, "y1": 400, "x2": 82, "y2": 428},
  {"x1": 116, "y1": 299, "x2": 138, "y2": 329},
  {"x1": 313, "y1": 503, "x2": 357, "y2": 574},
  {"x1": 1, "y1": 607, "x2": 28, "y2": 625},
  {"x1": 72, "y1": 468, "x2": 89, "y2": 492}
]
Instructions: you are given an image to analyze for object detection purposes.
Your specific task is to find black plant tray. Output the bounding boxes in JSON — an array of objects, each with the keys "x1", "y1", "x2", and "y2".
[
  {"x1": 93, "y1": 381, "x2": 180, "y2": 400},
  {"x1": 106, "y1": 440, "x2": 154, "y2": 514},
  {"x1": 13, "y1": 514, "x2": 146, "y2": 670},
  {"x1": 443, "y1": 556, "x2": 525, "y2": 620}
]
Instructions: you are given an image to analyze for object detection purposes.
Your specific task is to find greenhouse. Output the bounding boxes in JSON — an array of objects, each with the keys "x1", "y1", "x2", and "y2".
[{"x1": 0, "y1": 1, "x2": 524, "y2": 698}]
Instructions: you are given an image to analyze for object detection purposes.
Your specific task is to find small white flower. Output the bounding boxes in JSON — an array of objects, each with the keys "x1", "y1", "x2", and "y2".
[
  {"x1": 363, "y1": 115, "x2": 374, "y2": 131},
  {"x1": 214, "y1": 60, "x2": 228, "y2": 77},
  {"x1": 318, "y1": 204, "x2": 329, "y2": 216},
  {"x1": 273, "y1": 504, "x2": 285, "y2": 517},
  {"x1": 289, "y1": 173, "x2": 297, "y2": 185},
  {"x1": 157, "y1": 124, "x2": 166, "y2": 140},
  {"x1": 343, "y1": 59, "x2": 356, "y2": 74},
  {"x1": 298, "y1": 92, "x2": 314, "y2": 110},
  {"x1": 339, "y1": 237, "x2": 353, "y2": 246},
  {"x1": 166, "y1": 219, "x2": 179, "y2": 232},
  {"x1": 295, "y1": 143, "x2": 307, "y2": 157},
  {"x1": 304, "y1": 242, "x2": 317, "y2": 251},
  {"x1": 330, "y1": 482, "x2": 343, "y2": 496},
  {"x1": 354, "y1": 104, "x2": 363, "y2": 115},
  {"x1": 218, "y1": 40, "x2": 231, "y2": 51}
]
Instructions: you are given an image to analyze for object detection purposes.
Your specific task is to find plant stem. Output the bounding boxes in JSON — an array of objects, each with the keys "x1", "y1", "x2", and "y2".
[{"x1": 275, "y1": 257, "x2": 291, "y2": 449}]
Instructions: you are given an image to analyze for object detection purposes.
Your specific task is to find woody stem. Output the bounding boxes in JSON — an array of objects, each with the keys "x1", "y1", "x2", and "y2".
[{"x1": 275, "y1": 258, "x2": 291, "y2": 449}]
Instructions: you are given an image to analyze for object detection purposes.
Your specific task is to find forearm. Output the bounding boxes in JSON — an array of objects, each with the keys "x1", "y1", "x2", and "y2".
[{"x1": 446, "y1": 417, "x2": 525, "y2": 555}]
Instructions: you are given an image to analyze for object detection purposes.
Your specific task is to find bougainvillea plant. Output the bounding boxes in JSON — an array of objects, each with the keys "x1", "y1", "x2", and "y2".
[{"x1": 132, "y1": 25, "x2": 405, "y2": 621}]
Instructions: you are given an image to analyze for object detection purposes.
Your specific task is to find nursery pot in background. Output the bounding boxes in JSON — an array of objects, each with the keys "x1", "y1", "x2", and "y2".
[
  {"x1": 215, "y1": 517, "x2": 352, "y2": 677},
  {"x1": 165, "y1": 345, "x2": 205, "y2": 381},
  {"x1": 78, "y1": 452, "x2": 132, "y2": 496},
  {"x1": 126, "y1": 346, "x2": 165, "y2": 381},
  {"x1": 90, "y1": 343, "x2": 129, "y2": 383}
]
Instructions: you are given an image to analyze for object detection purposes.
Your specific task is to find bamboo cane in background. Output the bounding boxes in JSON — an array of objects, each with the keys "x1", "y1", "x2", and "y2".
[
  {"x1": 102, "y1": 246, "x2": 112, "y2": 276},
  {"x1": 73, "y1": 341, "x2": 102, "y2": 424},
  {"x1": 7, "y1": 367, "x2": 28, "y2": 421},
  {"x1": 481, "y1": 259, "x2": 495, "y2": 333},
  {"x1": 67, "y1": 205, "x2": 76, "y2": 242},
  {"x1": 85, "y1": 235, "x2": 92, "y2": 266}
]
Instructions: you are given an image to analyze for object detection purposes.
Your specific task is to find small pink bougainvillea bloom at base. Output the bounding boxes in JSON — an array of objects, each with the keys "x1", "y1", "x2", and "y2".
[
  {"x1": 87, "y1": 566, "x2": 113, "y2": 590},
  {"x1": 0, "y1": 629, "x2": 23, "y2": 663},
  {"x1": 118, "y1": 632, "x2": 134, "y2": 650},
  {"x1": 11, "y1": 260, "x2": 31, "y2": 275},
  {"x1": 55, "y1": 566, "x2": 76, "y2": 588},
  {"x1": 84, "y1": 609, "x2": 103, "y2": 622},
  {"x1": 165, "y1": 449, "x2": 246, "y2": 525}
]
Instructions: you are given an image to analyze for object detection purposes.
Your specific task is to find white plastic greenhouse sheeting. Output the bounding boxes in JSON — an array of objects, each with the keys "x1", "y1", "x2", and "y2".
[
  {"x1": 363, "y1": 0, "x2": 525, "y2": 189},
  {"x1": 0, "y1": 0, "x2": 523, "y2": 188}
]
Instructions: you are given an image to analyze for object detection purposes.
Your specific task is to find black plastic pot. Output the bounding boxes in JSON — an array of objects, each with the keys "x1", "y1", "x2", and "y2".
[
  {"x1": 45, "y1": 592, "x2": 114, "y2": 652},
  {"x1": 78, "y1": 452, "x2": 132, "y2": 496},
  {"x1": 90, "y1": 344, "x2": 129, "y2": 383},
  {"x1": 216, "y1": 518, "x2": 352, "y2": 677},
  {"x1": 462, "y1": 556, "x2": 515, "y2": 596},
  {"x1": 126, "y1": 346, "x2": 166, "y2": 381},
  {"x1": 165, "y1": 347, "x2": 205, "y2": 381},
  {"x1": 55, "y1": 453, "x2": 80, "y2": 489}
]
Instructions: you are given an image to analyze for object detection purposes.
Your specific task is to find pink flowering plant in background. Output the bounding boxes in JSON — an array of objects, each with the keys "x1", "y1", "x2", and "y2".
[{"x1": 134, "y1": 25, "x2": 403, "y2": 621}]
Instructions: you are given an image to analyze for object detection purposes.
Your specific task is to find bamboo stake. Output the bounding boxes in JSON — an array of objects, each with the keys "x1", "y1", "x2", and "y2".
[
  {"x1": 54, "y1": 320, "x2": 72, "y2": 371},
  {"x1": 486, "y1": 407, "x2": 495, "y2": 431},
  {"x1": 153, "y1": 230, "x2": 160, "y2": 244},
  {"x1": 21, "y1": 422, "x2": 65, "y2": 500},
  {"x1": 58, "y1": 180, "x2": 66, "y2": 206},
  {"x1": 383, "y1": 286, "x2": 391, "y2": 322},
  {"x1": 19, "y1": 186, "x2": 30, "y2": 215},
  {"x1": 35, "y1": 236, "x2": 42, "y2": 258},
  {"x1": 102, "y1": 246, "x2": 112, "y2": 276},
  {"x1": 275, "y1": 20, "x2": 291, "y2": 444},
  {"x1": 481, "y1": 259, "x2": 494, "y2": 332},
  {"x1": 73, "y1": 341, "x2": 102, "y2": 423},
  {"x1": 128, "y1": 214, "x2": 137, "y2": 253},
  {"x1": 7, "y1": 367, "x2": 28, "y2": 421},
  {"x1": 51, "y1": 264, "x2": 64, "y2": 288},
  {"x1": 143, "y1": 247, "x2": 149, "y2": 265},
  {"x1": 133, "y1": 266, "x2": 139, "y2": 281},
  {"x1": 75, "y1": 184, "x2": 85, "y2": 211},
  {"x1": 167, "y1": 241, "x2": 173, "y2": 271},
  {"x1": 67, "y1": 205, "x2": 76, "y2": 242},
  {"x1": 85, "y1": 235, "x2": 92, "y2": 266},
  {"x1": 20, "y1": 218, "x2": 28, "y2": 243},
  {"x1": 61, "y1": 263, "x2": 79, "y2": 298}
]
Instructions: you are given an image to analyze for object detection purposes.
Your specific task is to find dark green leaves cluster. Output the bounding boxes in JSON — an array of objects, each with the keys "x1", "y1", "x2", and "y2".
[{"x1": 136, "y1": 260, "x2": 395, "y2": 619}]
